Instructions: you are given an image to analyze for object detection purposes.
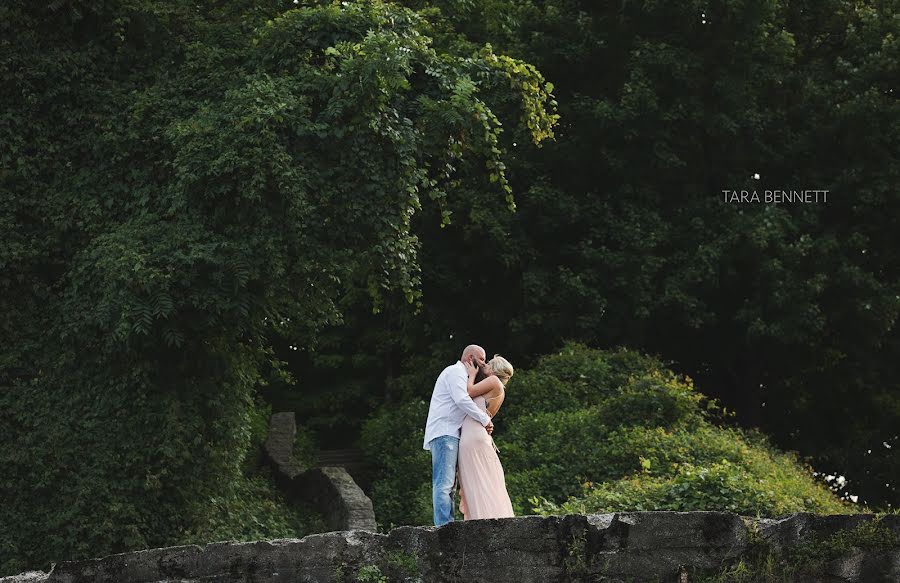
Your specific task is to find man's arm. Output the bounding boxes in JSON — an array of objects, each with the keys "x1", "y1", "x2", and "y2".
[{"x1": 448, "y1": 368, "x2": 492, "y2": 427}]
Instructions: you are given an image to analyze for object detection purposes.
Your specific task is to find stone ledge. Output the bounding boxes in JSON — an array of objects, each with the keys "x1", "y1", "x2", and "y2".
[
  {"x1": 264, "y1": 412, "x2": 306, "y2": 480},
  {"x1": 296, "y1": 467, "x2": 377, "y2": 532},
  {"x1": 3, "y1": 512, "x2": 897, "y2": 583},
  {"x1": 263, "y1": 412, "x2": 377, "y2": 533}
]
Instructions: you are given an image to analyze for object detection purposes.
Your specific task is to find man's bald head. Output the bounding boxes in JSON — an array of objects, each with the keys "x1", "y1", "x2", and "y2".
[{"x1": 461, "y1": 345, "x2": 486, "y2": 363}]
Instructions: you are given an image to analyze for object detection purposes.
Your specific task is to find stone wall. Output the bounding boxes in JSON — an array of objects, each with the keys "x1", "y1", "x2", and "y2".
[
  {"x1": 263, "y1": 412, "x2": 377, "y2": 533},
  {"x1": 3, "y1": 512, "x2": 898, "y2": 582}
]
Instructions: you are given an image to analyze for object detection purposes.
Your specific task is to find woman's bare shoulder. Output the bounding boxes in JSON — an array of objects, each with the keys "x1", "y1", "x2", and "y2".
[{"x1": 485, "y1": 378, "x2": 504, "y2": 399}]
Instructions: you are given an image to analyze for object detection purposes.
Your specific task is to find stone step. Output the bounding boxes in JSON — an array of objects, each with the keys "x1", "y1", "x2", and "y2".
[
  {"x1": 263, "y1": 413, "x2": 377, "y2": 533},
  {"x1": 315, "y1": 448, "x2": 368, "y2": 466}
]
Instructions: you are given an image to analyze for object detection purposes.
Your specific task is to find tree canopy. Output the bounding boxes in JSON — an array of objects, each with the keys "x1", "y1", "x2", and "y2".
[{"x1": 0, "y1": 0, "x2": 556, "y2": 574}]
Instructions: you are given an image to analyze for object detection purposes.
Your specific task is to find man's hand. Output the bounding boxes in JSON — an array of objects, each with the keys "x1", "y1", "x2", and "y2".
[{"x1": 485, "y1": 420, "x2": 494, "y2": 435}]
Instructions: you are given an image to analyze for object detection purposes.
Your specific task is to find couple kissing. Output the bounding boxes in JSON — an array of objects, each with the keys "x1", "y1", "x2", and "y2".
[{"x1": 423, "y1": 344, "x2": 515, "y2": 526}]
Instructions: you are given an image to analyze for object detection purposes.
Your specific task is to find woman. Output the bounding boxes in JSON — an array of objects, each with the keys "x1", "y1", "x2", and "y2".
[{"x1": 457, "y1": 355, "x2": 515, "y2": 520}]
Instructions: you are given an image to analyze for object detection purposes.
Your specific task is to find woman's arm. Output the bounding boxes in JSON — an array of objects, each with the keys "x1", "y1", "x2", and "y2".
[
  {"x1": 468, "y1": 375, "x2": 501, "y2": 398},
  {"x1": 464, "y1": 361, "x2": 503, "y2": 397}
]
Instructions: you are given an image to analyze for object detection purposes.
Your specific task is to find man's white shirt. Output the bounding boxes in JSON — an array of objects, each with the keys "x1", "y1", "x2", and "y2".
[{"x1": 423, "y1": 361, "x2": 492, "y2": 450}]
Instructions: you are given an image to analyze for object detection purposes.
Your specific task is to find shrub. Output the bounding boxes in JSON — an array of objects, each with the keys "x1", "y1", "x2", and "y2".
[
  {"x1": 502, "y1": 343, "x2": 671, "y2": 418},
  {"x1": 533, "y1": 457, "x2": 842, "y2": 517},
  {"x1": 506, "y1": 345, "x2": 850, "y2": 517},
  {"x1": 177, "y1": 465, "x2": 326, "y2": 546},
  {"x1": 360, "y1": 400, "x2": 433, "y2": 529}
]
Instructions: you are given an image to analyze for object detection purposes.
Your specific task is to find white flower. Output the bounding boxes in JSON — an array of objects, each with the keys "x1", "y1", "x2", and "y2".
[
  {"x1": 850, "y1": 495, "x2": 858, "y2": 503},
  {"x1": 884, "y1": 442, "x2": 892, "y2": 449},
  {"x1": 825, "y1": 474, "x2": 835, "y2": 482},
  {"x1": 836, "y1": 475, "x2": 846, "y2": 487}
]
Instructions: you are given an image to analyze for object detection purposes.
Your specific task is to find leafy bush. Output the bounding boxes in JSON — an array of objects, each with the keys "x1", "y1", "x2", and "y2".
[
  {"x1": 506, "y1": 344, "x2": 849, "y2": 517},
  {"x1": 360, "y1": 400, "x2": 433, "y2": 529},
  {"x1": 501, "y1": 343, "x2": 671, "y2": 417},
  {"x1": 178, "y1": 465, "x2": 326, "y2": 546},
  {"x1": 532, "y1": 457, "x2": 843, "y2": 517},
  {"x1": 501, "y1": 408, "x2": 613, "y2": 505}
]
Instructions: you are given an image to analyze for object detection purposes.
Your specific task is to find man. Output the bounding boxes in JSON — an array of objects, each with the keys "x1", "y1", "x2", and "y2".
[{"x1": 423, "y1": 344, "x2": 494, "y2": 526}]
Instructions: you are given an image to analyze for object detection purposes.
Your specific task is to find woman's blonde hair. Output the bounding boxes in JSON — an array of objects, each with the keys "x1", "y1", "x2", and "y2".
[{"x1": 489, "y1": 355, "x2": 514, "y2": 386}]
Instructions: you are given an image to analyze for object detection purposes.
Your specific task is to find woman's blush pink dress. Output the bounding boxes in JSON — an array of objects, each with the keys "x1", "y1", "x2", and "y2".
[{"x1": 457, "y1": 394, "x2": 515, "y2": 520}]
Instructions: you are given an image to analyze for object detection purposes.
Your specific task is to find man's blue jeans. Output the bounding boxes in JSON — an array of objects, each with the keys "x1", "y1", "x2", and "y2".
[{"x1": 429, "y1": 435, "x2": 459, "y2": 526}]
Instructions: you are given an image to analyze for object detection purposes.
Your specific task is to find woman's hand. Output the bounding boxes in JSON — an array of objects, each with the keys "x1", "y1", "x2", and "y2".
[{"x1": 463, "y1": 359, "x2": 477, "y2": 378}]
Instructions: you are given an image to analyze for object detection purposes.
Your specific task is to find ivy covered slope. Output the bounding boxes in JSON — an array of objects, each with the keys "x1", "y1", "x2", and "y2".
[
  {"x1": 0, "y1": 0, "x2": 557, "y2": 576},
  {"x1": 362, "y1": 343, "x2": 850, "y2": 529}
]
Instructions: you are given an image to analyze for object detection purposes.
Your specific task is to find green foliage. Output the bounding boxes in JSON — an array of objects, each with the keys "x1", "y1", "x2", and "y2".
[
  {"x1": 339, "y1": 550, "x2": 417, "y2": 582},
  {"x1": 532, "y1": 456, "x2": 843, "y2": 517},
  {"x1": 788, "y1": 516, "x2": 900, "y2": 568},
  {"x1": 386, "y1": 550, "x2": 419, "y2": 576},
  {"x1": 562, "y1": 528, "x2": 589, "y2": 578},
  {"x1": 177, "y1": 465, "x2": 326, "y2": 546},
  {"x1": 512, "y1": 344, "x2": 848, "y2": 516},
  {"x1": 0, "y1": 0, "x2": 556, "y2": 575},
  {"x1": 293, "y1": 423, "x2": 318, "y2": 470},
  {"x1": 355, "y1": 564, "x2": 388, "y2": 583},
  {"x1": 243, "y1": 395, "x2": 274, "y2": 473},
  {"x1": 360, "y1": 400, "x2": 433, "y2": 528},
  {"x1": 501, "y1": 343, "x2": 673, "y2": 415},
  {"x1": 695, "y1": 516, "x2": 900, "y2": 582}
]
